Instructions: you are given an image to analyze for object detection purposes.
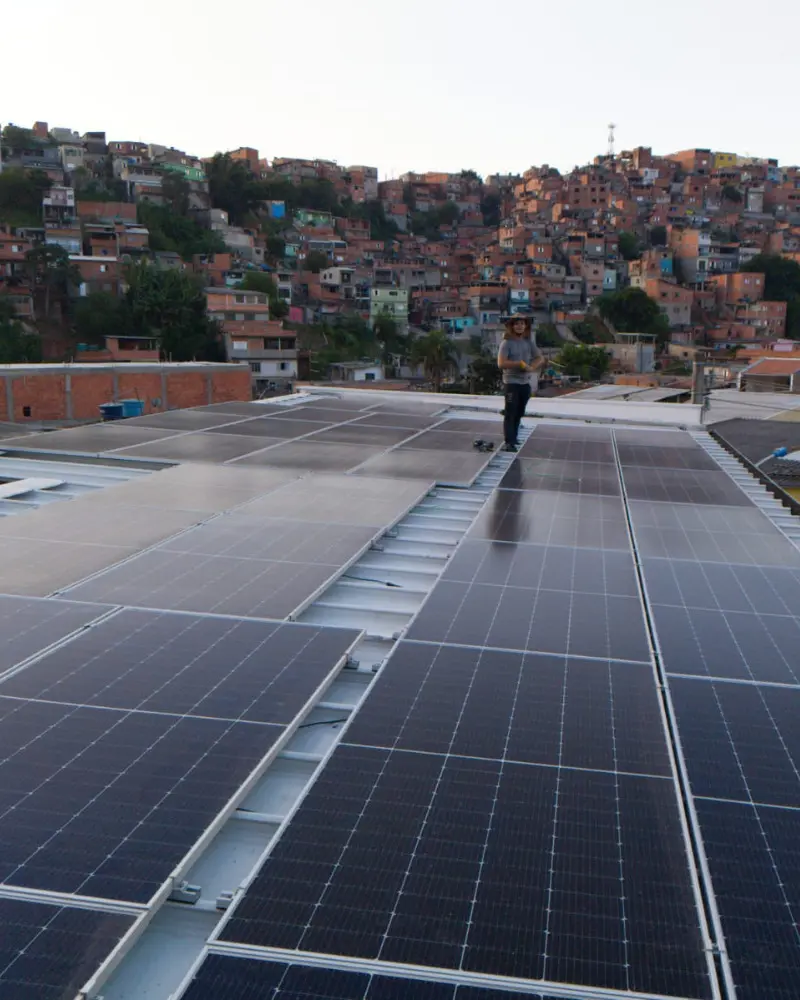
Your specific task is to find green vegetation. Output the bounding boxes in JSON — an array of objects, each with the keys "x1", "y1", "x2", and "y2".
[
  {"x1": 570, "y1": 318, "x2": 615, "y2": 344},
  {"x1": 649, "y1": 225, "x2": 667, "y2": 247},
  {"x1": 238, "y1": 271, "x2": 289, "y2": 318},
  {"x1": 0, "y1": 168, "x2": 51, "y2": 226},
  {"x1": 480, "y1": 192, "x2": 502, "y2": 227},
  {"x1": 596, "y1": 286, "x2": 671, "y2": 345},
  {"x1": 618, "y1": 231, "x2": 641, "y2": 261},
  {"x1": 139, "y1": 202, "x2": 226, "y2": 259},
  {"x1": 555, "y1": 343, "x2": 610, "y2": 380},
  {"x1": 411, "y1": 202, "x2": 461, "y2": 240},
  {"x1": 0, "y1": 299, "x2": 42, "y2": 363},
  {"x1": 410, "y1": 329, "x2": 458, "y2": 390},
  {"x1": 303, "y1": 313, "x2": 410, "y2": 380},
  {"x1": 206, "y1": 153, "x2": 266, "y2": 225},
  {"x1": 73, "y1": 292, "x2": 135, "y2": 346},
  {"x1": 1, "y1": 125, "x2": 52, "y2": 149},
  {"x1": 742, "y1": 253, "x2": 800, "y2": 338},
  {"x1": 25, "y1": 246, "x2": 82, "y2": 320},
  {"x1": 535, "y1": 322, "x2": 564, "y2": 348},
  {"x1": 124, "y1": 261, "x2": 224, "y2": 361},
  {"x1": 303, "y1": 250, "x2": 329, "y2": 274},
  {"x1": 467, "y1": 336, "x2": 501, "y2": 394},
  {"x1": 722, "y1": 184, "x2": 743, "y2": 204}
]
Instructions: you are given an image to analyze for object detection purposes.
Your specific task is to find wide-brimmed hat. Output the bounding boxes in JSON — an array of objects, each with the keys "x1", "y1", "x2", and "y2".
[{"x1": 501, "y1": 313, "x2": 533, "y2": 328}]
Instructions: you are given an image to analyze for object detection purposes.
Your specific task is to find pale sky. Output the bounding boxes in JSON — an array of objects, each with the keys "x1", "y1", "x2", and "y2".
[{"x1": 4, "y1": 0, "x2": 799, "y2": 177}]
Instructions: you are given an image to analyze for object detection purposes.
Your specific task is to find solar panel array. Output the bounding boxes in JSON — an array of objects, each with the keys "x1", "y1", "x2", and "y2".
[
  {"x1": 7, "y1": 398, "x2": 498, "y2": 485},
  {"x1": 213, "y1": 423, "x2": 719, "y2": 999},
  {"x1": 65, "y1": 474, "x2": 432, "y2": 618},
  {"x1": 0, "y1": 607, "x2": 359, "y2": 904},
  {"x1": 621, "y1": 429, "x2": 800, "y2": 1000}
]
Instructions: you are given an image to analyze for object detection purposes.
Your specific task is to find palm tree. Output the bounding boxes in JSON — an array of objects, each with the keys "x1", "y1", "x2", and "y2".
[{"x1": 410, "y1": 329, "x2": 458, "y2": 391}]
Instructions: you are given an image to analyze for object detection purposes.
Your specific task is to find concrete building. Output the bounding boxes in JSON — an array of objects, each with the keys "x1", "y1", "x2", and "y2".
[{"x1": 370, "y1": 286, "x2": 409, "y2": 332}]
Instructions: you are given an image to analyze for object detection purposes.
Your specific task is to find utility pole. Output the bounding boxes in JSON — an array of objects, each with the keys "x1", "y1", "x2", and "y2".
[
  {"x1": 607, "y1": 122, "x2": 617, "y2": 159},
  {"x1": 691, "y1": 360, "x2": 706, "y2": 405}
]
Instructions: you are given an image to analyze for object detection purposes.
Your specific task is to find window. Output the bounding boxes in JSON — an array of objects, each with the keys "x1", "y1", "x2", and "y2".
[
  {"x1": 249, "y1": 362, "x2": 261, "y2": 373},
  {"x1": 235, "y1": 313, "x2": 245, "y2": 321},
  {"x1": 22, "y1": 406, "x2": 31, "y2": 417},
  {"x1": 232, "y1": 340, "x2": 247, "y2": 351},
  {"x1": 11, "y1": 245, "x2": 20, "y2": 253},
  {"x1": 235, "y1": 295, "x2": 245, "y2": 304},
  {"x1": 279, "y1": 362, "x2": 288, "y2": 371},
  {"x1": 99, "y1": 264, "x2": 107, "y2": 273}
]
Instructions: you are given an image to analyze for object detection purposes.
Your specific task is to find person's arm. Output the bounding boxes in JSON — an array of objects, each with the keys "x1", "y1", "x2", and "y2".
[
  {"x1": 528, "y1": 342, "x2": 545, "y2": 372},
  {"x1": 497, "y1": 341, "x2": 527, "y2": 372}
]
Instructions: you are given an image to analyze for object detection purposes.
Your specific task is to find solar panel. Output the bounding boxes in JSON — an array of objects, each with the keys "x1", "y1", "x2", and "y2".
[
  {"x1": 352, "y1": 412, "x2": 442, "y2": 430},
  {"x1": 670, "y1": 677, "x2": 800, "y2": 806},
  {"x1": 232, "y1": 441, "x2": 384, "y2": 471},
  {"x1": 526, "y1": 424, "x2": 612, "y2": 441},
  {"x1": 353, "y1": 450, "x2": 492, "y2": 487},
  {"x1": 500, "y1": 458, "x2": 620, "y2": 496},
  {"x1": 614, "y1": 428, "x2": 700, "y2": 448},
  {"x1": 345, "y1": 642, "x2": 670, "y2": 774},
  {"x1": 519, "y1": 435, "x2": 615, "y2": 463},
  {"x1": 444, "y1": 539, "x2": 639, "y2": 595},
  {"x1": 114, "y1": 432, "x2": 283, "y2": 463},
  {"x1": 629, "y1": 500, "x2": 800, "y2": 565},
  {"x1": 207, "y1": 416, "x2": 332, "y2": 438},
  {"x1": 0, "y1": 594, "x2": 108, "y2": 677},
  {"x1": 400, "y1": 431, "x2": 493, "y2": 452},
  {"x1": 218, "y1": 743, "x2": 712, "y2": 997},
  {"x1": 161, "y1": 516, "x2": 377, "y2": 563},
  {"x1": 0, "y1": 608, "x2": 358, "y2": 723},
  {"x1": 651, "y1": 602, "x2": 800, "y2": 683},
  {"x1": 468, "y1": 490, "x2": 630, "y2": 549},
  {"x1": 303, "y1": 424, "x2": 418, "y2": 447},
  {"x1": 191, "y1": 401, "x2": 285, "y2": 416},
  {"x1": 9, "y1": 425, "x2": 177, "y2": 454},
  {"x1": 268, "y1": 405, "x2": 372, "y2": 423},
  {"x1": 694, "y1": 798, "x2": 800, "y2": 1000},
  {"x1": 126, "y1": 410, "x2": 248, "y2": 430},
  {"x1": 621, "y1": 466, "x2": 753, "y2": 506},
  {"x1": 616, "y1": 443, "x2": 720, "y2": 471},
  {"x1": 237, "y1": 475, "x2": 431, "y2": 526},
  {"x1": 0, "y1": 896, "x2": 134, "y2": 998},
  {"x1": 0, "y1": 536, "x2": 135, "y2": 598},
  {"x1": 64, "y1": 548, "x2": 346, "y2": 619},
  {"x1": 181, "y1": 954, "x2": 567, "y2": 1000},
  {"x1": 406, "y1": 578, "x2": 649, "y2": 661},
  {"x1": 0, "y1": 696, "x2": 282, "y2": 901},
  {"x1": 642, "y1": 557, "x2": 800, "y2": 615}
]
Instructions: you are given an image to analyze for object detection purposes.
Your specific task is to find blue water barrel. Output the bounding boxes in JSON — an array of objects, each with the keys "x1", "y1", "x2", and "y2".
[
  {"x1": 120, "y1": 399, "x2": 145, "y2": 418},
  {"x1": 99, "y1": 403, "x2": 124, "y2": 421}
]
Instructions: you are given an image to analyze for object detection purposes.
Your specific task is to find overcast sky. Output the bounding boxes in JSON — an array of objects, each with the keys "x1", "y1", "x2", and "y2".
[{"x1": 5, "y1": 0, "x2": 798, "y2": 177}]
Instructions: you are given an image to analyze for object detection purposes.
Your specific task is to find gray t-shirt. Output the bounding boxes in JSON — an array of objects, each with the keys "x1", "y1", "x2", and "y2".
[{"x1": 498, "y1": 337, "x2": 542, "y2": 385}]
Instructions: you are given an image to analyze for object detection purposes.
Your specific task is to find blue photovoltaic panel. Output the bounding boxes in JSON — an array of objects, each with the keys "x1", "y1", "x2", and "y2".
[
  {"x1": 219, "y1": 743, "x2": 712, "y2": 998},
  {"x1": 0, "y1": 895, "x2": 133, "y2": 999},
  {"x1": 0, "y1": 594, "x2": 109, "y2": 677}
]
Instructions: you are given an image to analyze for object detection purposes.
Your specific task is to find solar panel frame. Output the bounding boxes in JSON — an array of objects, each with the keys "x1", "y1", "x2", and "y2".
[
  {"x1": 353, "y1": 450, "x2": 493, "y2": 487},
  {"x1": 113, "y1": 432, "x2": 284, "y2": 464},
  {"x1": 206, "y1": 417, "x2": 333, "y2": 438},
  {"x1": 617, "y1": 443, "x2": 721, "y2": 471},
  {"x1": 125, "y1": 410, "x2": 250, "y2": 430},
  {"x1": 0, "y1": 896, "x2": 135, "y2": 999},
  {"x1": 230, "y1": 441, "x2": 385, "y2": 471},
  {"x1": 518, "y1": 435, "x2": 616, "y2": 463}
]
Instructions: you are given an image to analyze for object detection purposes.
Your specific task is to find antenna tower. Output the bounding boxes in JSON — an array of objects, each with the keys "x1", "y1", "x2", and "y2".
[{"x1": 607, "y1": 122, "x2": 617, "y2": 158}]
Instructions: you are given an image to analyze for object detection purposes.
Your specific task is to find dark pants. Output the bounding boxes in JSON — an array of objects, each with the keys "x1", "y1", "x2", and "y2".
[{"x1": 503, "y1": 382, "x2": 531, "y2": 445}]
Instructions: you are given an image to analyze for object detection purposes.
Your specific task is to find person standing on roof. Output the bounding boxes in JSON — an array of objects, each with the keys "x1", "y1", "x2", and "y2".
[{"x1": 497, "y1": 315, "x2": 543, "y2": 452}]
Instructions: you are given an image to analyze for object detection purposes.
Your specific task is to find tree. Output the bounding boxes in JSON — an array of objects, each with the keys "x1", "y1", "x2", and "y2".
[
  {"x1": 138, "y1": 202, "x2": 226, "y2": 260},
  {"x1": 25, "y1": 245, "x2": 81, "y2": 320},
  {"x1": 535, "y1": 322, "x2": 564, "y2": 348},
  {"x1": 0, "y1": 299, "x2": 42, "y2": 363},
  {"x1": 410, "y1": 329, "x2": 458, "y2": 390},
  {"x1": 555, "y1": 343, "x2": 610, "y2": 380},
  {"x1": 618, "y1": 231, "x2": 641, "y2": 261},
  {"x1": 124, "y1": 261, "x2": 224, "y2": 361},
  {"x1": 722, "y1": 184, "x2": 742, "y2": 204},
  {"x1": 373, "y1": 312, "x2": 409, "y2": 367},
  {"x1": 467, "y1": 336, "x2": 501, "y2": 394},
  {"x1": 265, "y1": 234, "x2": 286, "y2": 261},
  {"x1": 480, "y1": 192, "x2": 502, "y2": 227},
  {"x1": 206, "y1": 153, "x2": 264, "y2": 225},
  {"x1": 159, "y1": 171, "x2": 191, "y2": 216},
  {"x1": 239, "y1": 271, "x2": 290, "y2": 319},
  {"x1": 460, "y1": 169, "x2": 481, "y2": 183},
  {"x1": 73, "y1": 292, "x2": 134, "y2": 346},
  {"x1": 438, "y1": 201, "x2": 460, "y2": 225},
  {"x1": 649, "y1": 225, "x2": 667, "y2": 247},
  {"x1": 597, "y1": 286, "x2": 671, "y2": 345},
  {"x1": 0, "y1": 168, "x2": 51, "y2": 226},
  {"x1": 742, "y1": 254, "x2": 800, "y2": 338},
  {"x1": 304, "y1": 250, "x2": 329, "y2": 274}
]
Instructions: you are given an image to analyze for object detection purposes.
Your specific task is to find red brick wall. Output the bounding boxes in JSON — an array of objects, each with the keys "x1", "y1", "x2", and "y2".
[
  {"x1": 211, "y1": 367, "x2": 252, "y2": 402},
  {"x1": 166, "y1": 371, "x2": 211, "y2": 409},
  {"x1": 117, "y1": 372, "x2": 163, "y2": 414},
  {"x1": 0, "y1": 366, "x2": 251, "y2": 422},
  {"x1": 71, "y1": 372, "x2": 115, "y2": 419},
  {"x1": 11, "y1": 374, "x2": 67, "y2": 421}
]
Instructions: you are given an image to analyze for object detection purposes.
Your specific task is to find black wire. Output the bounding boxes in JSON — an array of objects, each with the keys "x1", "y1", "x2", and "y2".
[{"x1": 298, "y1": 718, "x2": 348, "y2": 729}]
